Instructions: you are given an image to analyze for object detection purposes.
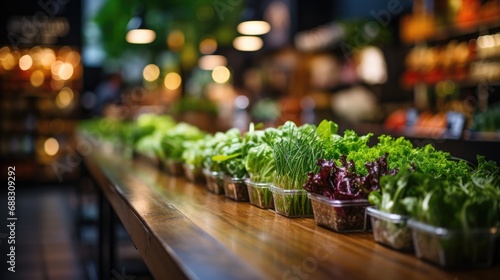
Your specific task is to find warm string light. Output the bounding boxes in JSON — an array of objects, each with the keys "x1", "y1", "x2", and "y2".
[{"x1": 1, "y1": 46, "x2": 80, "y2": 86}]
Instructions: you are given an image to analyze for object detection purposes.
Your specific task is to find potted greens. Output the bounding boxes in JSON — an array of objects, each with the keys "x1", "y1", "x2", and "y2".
[
  {"x1": 157, "y1": 122, "x2": 206, "y2": 176},
  {"x1": 181, "y1": 135, "x2": 212, "y2": 183},
  {"x1": 202, "y1": 131, "x2": 232, "y2": 195},
  {"x1": 366, "y1": 170, "x2": 424, "y2": 250},
  {"x1": 203, "y1": 128, "x2": 246, "y2": 195},
  {"x1": 304, "y1": 154, "x2": 397, "y2": 232},
  {"x1": 131, "y1": 114, "x2": 176, "y2": 167},
  {"x1": 270, "y1": 121, "x2": 328, "y2": 217},
  {"x1": 210, "y1": 128, "x2": 248, "y2": 201},
  {"x1": 366, "y1": 138, "x2": 477, "y2": 251},
  {"x1": 245, "y1": 143, "x2": 276, "y2": 209},
  {"x1": 244, "y1": 126, "x2": 280, "y2": 209},
  {"x1": 405, "y1": 157, "x2": 500, "y2": 268}
]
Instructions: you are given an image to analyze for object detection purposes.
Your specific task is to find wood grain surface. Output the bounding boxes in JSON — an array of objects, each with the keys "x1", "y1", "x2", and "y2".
[{"x1": 83, "y1": 141, "x2": 500, "y2": 280}]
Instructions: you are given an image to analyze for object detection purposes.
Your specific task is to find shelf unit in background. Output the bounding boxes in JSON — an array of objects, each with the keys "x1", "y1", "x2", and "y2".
[
  {"x1": 0, "y1": 46, "x2": 82, "y2": 182},
  {"x1": 397, "y1": 0, "x2": 500, "y2": 141}
]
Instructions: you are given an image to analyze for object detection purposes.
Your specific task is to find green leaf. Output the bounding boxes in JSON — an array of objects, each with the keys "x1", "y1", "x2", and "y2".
[
  {"x1": 368, "y1": 191, "x2": 381, "y2": 206},
  {"x1": 316, "y1": 119, "x2": 339, "y2": 141},
  {"x1": 212, "y1": 153, "x2": 241, "y2": 162}
]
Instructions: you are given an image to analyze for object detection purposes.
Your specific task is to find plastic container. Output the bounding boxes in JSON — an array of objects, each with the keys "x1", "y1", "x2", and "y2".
[
  {"x1": 269, "y1": 185, "x2": 313, "y2": 218},
  {"x1": 407, "y1": 219, "x2": 499, "y2": 268},
  {"x1": 245, "y1": 179, "x2": 274, "y2": 209},
  {"x1": 308, "y1": 193, "x2": 370, "y2": 232},
  {"x1": 202, "y1": 169, "x2": 224, "y2": 195},
  {"x1": 161, "y1": 159, "x2": 184, "y2": 176},
  {"x1": 223, "y1": 176, "x2": 249, "y2": 201},
  {"x1": 366, "y1": 206, "x2": 413, "y2": 250},
  {"x1": 182, "y1": 163, "x2": 204, "y2": 183}
]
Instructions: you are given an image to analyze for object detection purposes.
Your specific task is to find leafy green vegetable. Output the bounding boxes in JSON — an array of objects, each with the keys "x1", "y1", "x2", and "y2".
[
  {"x1": 132, "y1": 114, "x2": 176, "y2": 144},
  {"x1": 242, "y1": 124, "x2": 281, "y2": 183},
  {"x1": 182, "y1": 135, "x2": 213, "y2": 168},
  {"x1": 211, "y1": 123, "x2": 282, "y2": 179},
  {"x1": 370, "y1": 156, "x2": 500, "y2": 230},
  {"x1": 322, "y1": 130, "x2": 372, "y2": 162},
  {"x1": 346, "y1": 135, "x2": 472, "y2": 179},
  {"x1": 273, "y1": 121, "x2": 324, "y2": 190},
  {"x1": 304, "y1": 153, "x2": 398, "y2": 200},
  {"x1": 245, "y1": 144, "x2": 275, "y2": 182},
  {"x1": 208, "y1": 128, "x2": 245, "y2": 177},
  {"x1": 368, "y1": 169, "x2": 433, "y2": 215},
  {"x1": 316, "y1": 119, "x2": 339, "y2": 143},
  {"x1": 156, "y1": 122, "x2": 206, "y2": 161}
]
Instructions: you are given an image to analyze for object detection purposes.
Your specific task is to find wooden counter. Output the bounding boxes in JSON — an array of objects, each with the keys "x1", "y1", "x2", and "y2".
[{"x1": 83, "y1": 143, "x2": 500, "y2": 280}]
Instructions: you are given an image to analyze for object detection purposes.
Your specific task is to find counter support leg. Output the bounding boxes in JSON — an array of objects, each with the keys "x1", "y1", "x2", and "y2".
[{"x1": 99, "y1": 190, "x2": 116, "y2": 279}]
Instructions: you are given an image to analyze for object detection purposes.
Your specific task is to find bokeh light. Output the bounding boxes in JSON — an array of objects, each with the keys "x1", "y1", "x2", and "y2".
[
  {"x1": 41, "y1": 48, "x2": 56, "y2": 69},
  {"x1": 212, "y1": 66, "x2": 231, "y2": 84},
  {"x1": 2, "y1": 53, "x2": 16, "y2": 70},
  {"x1": 51, "y1": 60, "x2": 63, "y2": 79},
  {"x1": 65, "y1": 51, "x2": 81, "y2": 67},
  {"x1": 56, "y1": 87, "x2": 74, "y2": 108},
  {"x1": 168, "y1": 30, "x2": 185, "y2": 51},
  {"x1": 164, "y1": 72, "x2": 182, "y2": 90},
  {"x1": 58, "y1": 62, "x2": 74, "y2": 80},
  {"x1": 237, "y1": 21, "x2": 271, "y2": 35},
  {"x1": 235, "y1": 95, "x2": 249, "y2": 109},
  {"x1": 143, "y1": 64, "x2": 160, "y2": 82},
  {"x1": 233, "y1": 36, "x2": 263, "y2": 51},
  {"x1": 30, "y1": 70, "x2": 45, "y2": 87},
  {"x1": 19, "y1": 55, "x2": 33, "y2": 71},
  {"x1": 199, "y1": 37, "x2": 217, "y2": 54},
  {"x1": 44, "y1": 137, "x2": 59, "y2": 156}
]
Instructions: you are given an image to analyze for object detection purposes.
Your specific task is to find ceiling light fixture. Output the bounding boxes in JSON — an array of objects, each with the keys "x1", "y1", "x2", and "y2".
[
  {"x1": 233, "y1": 36, "x2": 263, "y2": 52},
  {"x1": 126, "y1": 6, "x2": 156, "y2": 44},
  {"x1": 237, "y1": 20, "x2": 271, "y2": 35}
]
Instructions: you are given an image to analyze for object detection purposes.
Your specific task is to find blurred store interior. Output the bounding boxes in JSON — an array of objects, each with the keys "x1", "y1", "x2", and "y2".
[{"x1": 1, "y1": 0, "x2": 500, "y2": 279}]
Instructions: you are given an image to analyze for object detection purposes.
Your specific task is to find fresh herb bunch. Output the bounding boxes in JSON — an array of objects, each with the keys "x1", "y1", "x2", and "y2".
[
  {"x1": 273, "y1": 121, "x2": 325, "y2": 190},
  {"x1": 273, "y1": 189, "x2": 313, "y2": 217}
]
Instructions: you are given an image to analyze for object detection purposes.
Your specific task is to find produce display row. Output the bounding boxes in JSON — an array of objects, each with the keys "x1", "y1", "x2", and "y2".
[{"x1": 78, "y1": 114, "x2": 500, "y2": 269}]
